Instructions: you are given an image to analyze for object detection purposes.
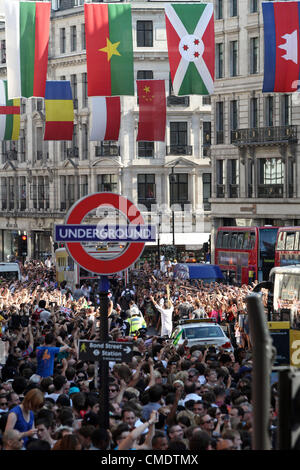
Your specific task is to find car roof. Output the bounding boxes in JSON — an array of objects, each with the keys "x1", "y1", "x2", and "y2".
[{"x1": 180, "y1": 322, "x2": 220, "y2": 328}]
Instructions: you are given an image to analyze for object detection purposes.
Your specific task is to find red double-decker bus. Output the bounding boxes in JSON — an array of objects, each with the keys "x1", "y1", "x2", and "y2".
[
  {"x1": 215, "y1": 226, "x2": 278, "y2": 285},
  {"x1": 275, "y1": 226, "x2": 300, "y2": 267}
]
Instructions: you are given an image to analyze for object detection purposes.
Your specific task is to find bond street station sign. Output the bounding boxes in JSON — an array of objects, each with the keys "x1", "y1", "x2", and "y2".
[{"x1": 78, "y1": 340, "x2": 133, "y2": 363}]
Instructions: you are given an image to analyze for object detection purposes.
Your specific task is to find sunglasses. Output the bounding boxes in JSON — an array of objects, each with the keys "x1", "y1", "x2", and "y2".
[{"x1": 203, "y1": 419, "x2": 213, "y2": 424}]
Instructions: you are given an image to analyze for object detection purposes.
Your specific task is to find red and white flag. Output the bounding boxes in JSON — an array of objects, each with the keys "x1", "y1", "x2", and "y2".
[
  {"x1": 90, "y1": 96, "x2": 121, "y2": 141},
  {"x1": 137, "y1": 80, "x2": 166, "y2": 142}
]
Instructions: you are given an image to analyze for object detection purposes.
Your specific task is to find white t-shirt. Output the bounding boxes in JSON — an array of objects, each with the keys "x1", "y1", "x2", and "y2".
[{"x1": 39, "y1": 309, "x2": 51, "y2": 324}]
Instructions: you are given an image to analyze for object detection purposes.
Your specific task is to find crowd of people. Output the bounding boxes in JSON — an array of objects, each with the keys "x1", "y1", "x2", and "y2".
[{"x1": 0, "y1": 258, "x2": 278, "y2": 451}]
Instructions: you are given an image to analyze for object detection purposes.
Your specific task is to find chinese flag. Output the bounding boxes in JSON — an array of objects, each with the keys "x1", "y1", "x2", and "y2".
[{"x1": 137, "y1": 80, "x2": 166, "y2": 142}]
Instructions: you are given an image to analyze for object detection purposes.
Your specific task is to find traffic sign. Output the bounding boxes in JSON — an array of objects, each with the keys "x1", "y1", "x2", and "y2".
[
  {"x1": 78, "y1": 340, "x2": 133, "y2": 363},
  {"x1": 55, "y1": 193, "x2": 156, "y2": 274}
]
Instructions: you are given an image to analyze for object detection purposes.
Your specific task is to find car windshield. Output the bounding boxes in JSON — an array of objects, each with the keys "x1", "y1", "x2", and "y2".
[{"x1": 184, "y1": 326, "x2": 224, "y2": 340}]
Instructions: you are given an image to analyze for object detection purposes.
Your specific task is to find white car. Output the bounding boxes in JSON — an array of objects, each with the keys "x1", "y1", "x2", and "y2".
[{"x1": 171, "y1": 319, "x2": 234, "y2": 353}]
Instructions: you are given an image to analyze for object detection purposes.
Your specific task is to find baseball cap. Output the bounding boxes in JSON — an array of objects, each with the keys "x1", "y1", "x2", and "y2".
[{"x1": 68, "y1": 386, "x2": 80, "y2": 395}]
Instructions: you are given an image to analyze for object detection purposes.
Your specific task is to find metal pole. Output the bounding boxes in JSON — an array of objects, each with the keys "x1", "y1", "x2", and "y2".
[
  {"x1": 246, "y1": 293, "x2": 274, "y2": 450},
  {"x1": 98, "y1": 275, "x2": 110, "y2": 429},
  {"x1": 158, "y1": 213, "x2": 161, "y2": 265},
  {"x1": 171, "y1": 168, "x2": 175, "y2": 248}
]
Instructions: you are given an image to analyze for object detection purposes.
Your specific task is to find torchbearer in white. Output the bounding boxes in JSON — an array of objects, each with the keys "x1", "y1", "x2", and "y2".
[{"x1": 150, "y1": 295, "x2": 174, "y2": 338}]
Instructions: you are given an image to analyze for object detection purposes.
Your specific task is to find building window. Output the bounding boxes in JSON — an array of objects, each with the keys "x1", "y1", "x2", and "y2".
[
  {"x1": 67, "y1": 175, "x2": 75, "y2": 207},
  {"x1": 81, "y1": 23, "x2": 86, "y2": 50},
  {"x1": 250, "y1": 0, "x2": 258, "y2": 13},
  {"x1": 72, "y1": 124, "x2": 78, "y2": 155},
  {"x1": 203, "y1": 121, "x2": 211, "y2": 157},
  {"x1": 82, "y1": 72, "x2": 88, "y2": 108},
  {"x1": 138, "y1": 141, "x2": 154, "y2": 158},
  {"x1": 250, "y1": 97, "x2": 258, "y2": 128},
  {"x1": 80, "y1": 175, "x2": 88, "y2": 198},
  {"x1": 216, "y1": 43, "x2": 224, "y2": 79},
  {"x1": 70, "y1": 25, "x2": 77, "y2": 52},
  {"x1": 230, "y1": 40, "x2": 238, "y2": 77},
  {"x1": 230, "y1": 100, "x2": 238, "y2": 131},
  {"x1": 258, "y1": 158, "x2": 284, "y2": 198},
  {"x1": 19, "y1": 176, "x2": 26, "y2": 210},
  {"x1": 230, "y1": 0, "x2": 237, "y2": 17},
  {"x1": 71, "y1": 74, "x2": 77, "y2": 109},
  {"x1": 216, "y1": 0, "x2": 223, "y2": 19},
  {"x1": 281, "y1": 94, "x2": 291, "y2": 126},
  {"x1": 227, "y1": 159, "x2": 239, "y2": 198},
  {"x1": 170, "y1": 173, "x2": 188, "y2": 205},
  {"x1": 250, "y1": 37, "x2": 258, "y2": 74},
  {"x1": 137, "y1": 70, "x2": 153, "y2": 80},
  {"x1": 265, "y1": 96, "x2": 274, "y2": 126},
  {"x1": 97, "y1": 174, "x2": 118, "y2": 193},
  {"x1": 1, "y1": 40, "x2": 6, "y2": 64},
  {"x1": 203, "y1": 173, "x2": 211, "y2": 210},
  {"x1": 60, "y1": 176, "x2": 66, "y2": 210},
  {"x1": 60, "y1": 27, "x2": 66, "y2": 54},
  {"x1": 170, "y1": 122, "x2": 187, "y2": 146},
  {"x1": 19, "y1": 129, "x2": 26, "y2": 163},
  {"x1": 138, "y1": 174, "x2": 156, "y2": 202},
  {"x1": 82, "y1": 124, "x2": 88, "y2": 160},
  {"x1": 137, "y1": 21, "x2": 153, "y2": 47},
  {"x1": 216, "y1": 101, "x2": 224, "y2": 144},
  {"x1": 216, "y1": 160, "x2": 225, "y2": 197},
  {"x1": 248, "y1": 160, "x2": 253, "y2": 197}
]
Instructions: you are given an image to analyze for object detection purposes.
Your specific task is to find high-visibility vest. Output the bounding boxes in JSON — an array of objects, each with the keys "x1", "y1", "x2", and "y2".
[{"x1": 127, "y1": 316, "x2": 146, "y2": 335}]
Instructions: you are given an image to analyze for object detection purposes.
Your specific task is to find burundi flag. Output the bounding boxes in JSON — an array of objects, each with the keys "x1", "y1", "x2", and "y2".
[
  {"x1": 4, "y1": 1, "x2": 51, "y2": 99},
  {"x1": 263, "y1": 1, "x2": 300, "y2": 92},
  {"x1": 84, "y1": 3, "x2": 134, "y2": 96},
  {"x1": 0, "y1": 80, "x2": 20, "y2": 141},
  {"x1": 165, "y1": 3, "x2": 215, "y2": 96},
  {"x1": 44, "y1": 81, "x2": 74, "y2": 141}
]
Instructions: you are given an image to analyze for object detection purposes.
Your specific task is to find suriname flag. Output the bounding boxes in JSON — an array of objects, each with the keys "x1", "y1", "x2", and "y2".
[{"x1": 165, "y1": 3, "x2": 215, "y2": 96}]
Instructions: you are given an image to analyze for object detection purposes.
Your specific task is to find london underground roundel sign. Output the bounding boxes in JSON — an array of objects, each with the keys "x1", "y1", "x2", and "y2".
[{"x1": 54, "y1": 193, "x2": 156, "y2": 275}]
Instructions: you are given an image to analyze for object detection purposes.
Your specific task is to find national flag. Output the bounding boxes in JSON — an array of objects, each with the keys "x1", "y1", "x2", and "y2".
[
  {"x1": 173, "y1": 329, "x2": 183, "y2": 346},
  {"x1": 44, "y1": 81, "x2": 74, "y2": 141},
  {"x1": 137, "y1": 80, "x2": 166, "y2": 142},
  {"x1": 262, "y1": 1, "x2": 300, "y2": 92},
  {"x1": 0, "y1": 80, "x2": 20, "y2": 141},
  {"x1": 84, "y1": 3, "x2": 134, "y2": 96},
  {"x1": 90, "y1": 96, "x2": 121, "y2": 142},
  {"x1": 4, "y1": 1, "x2": 51, "y2": 99},
  {"x1": 165, "y1": 3, "x2": 215, "y2": 96}
]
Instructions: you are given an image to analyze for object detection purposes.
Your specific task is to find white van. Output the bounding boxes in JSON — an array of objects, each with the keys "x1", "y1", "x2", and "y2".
[{"x1": 0, "y1": 262, "x2": 21, "y2": 281}]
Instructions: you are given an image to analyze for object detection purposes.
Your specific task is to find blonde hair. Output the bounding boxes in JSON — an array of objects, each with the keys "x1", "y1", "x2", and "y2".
[{"x1": 174, "y1": 371, "x2": 188, "y2": 382}]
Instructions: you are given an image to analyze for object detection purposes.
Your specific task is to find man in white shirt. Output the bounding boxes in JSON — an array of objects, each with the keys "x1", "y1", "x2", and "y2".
[{"x1": 150, "y1": 296, "x2": 174, "y2": 337}]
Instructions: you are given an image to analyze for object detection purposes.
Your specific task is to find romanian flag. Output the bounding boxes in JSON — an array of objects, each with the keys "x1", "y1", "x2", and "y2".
[
  {"x1": 4, "y1": 1, "x2": 51, "y2": 99},
  {"x1": 263, "y1": 1, "x2": 300, "y2": 92},
  {"x1": 84, "y1": 3, "x2": 134, "y2": 96},
  {"x1": 137, "y1": 80, "x2": 166, "y2": 142},
  {"x1": 44, "y1": 81, "x2": 74, "y2": 141},
  {"x1": 0, "y1": 80, "x2": 20, "y2": 141}
]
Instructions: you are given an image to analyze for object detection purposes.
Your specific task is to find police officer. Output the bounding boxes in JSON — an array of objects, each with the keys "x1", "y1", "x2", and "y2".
[{"x1": 125, "y1": 306, "x2": 147, "y2": 336}]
